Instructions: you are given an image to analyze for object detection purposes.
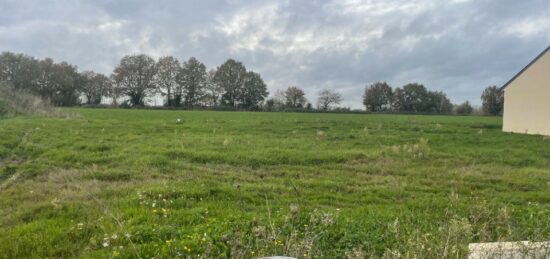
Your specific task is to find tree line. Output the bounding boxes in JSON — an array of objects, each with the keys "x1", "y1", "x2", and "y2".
[
  {"x1": 362, "y1": 82, "x2": 503, "y2": 115},
  {"x1": 0, "y1": 52, "x2": 269, "y2": 109},
  {"x1": 0, "y1": 51, "x2": 503, "y2": 115}
]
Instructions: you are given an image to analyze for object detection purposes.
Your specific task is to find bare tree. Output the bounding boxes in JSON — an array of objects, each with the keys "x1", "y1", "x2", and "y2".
[
  {"x1": 81, "y1": 71, "x2": 111, "y2": 105},
  {"x1": 203, "y1": 69, "x2": 223, "y2": 106},
  {"x1": 317, "y1": 89, "x2": 342, "y2": 111},
  {"x1": 156, "y1": 56, "x2": 180, "y2": 106},
  {"x1": 34, "y1": 58, "x2": 56, "y2": 99},
  {"x1": 0, "y1": 52, "x2": 40, "y2": 91},
  {"x1": 107, "y1": 74, "x2": 122, "y2": 106},
  {"x1": 284, "y1": 86, "x2": 307, "y2": 108},
  {"x1": 273, "y1": 89, "x2": 286, "y2": 105},
  {"x1": 112, "y1": 54, "x2": 157, "y2": 106},
  {"x1": 267, "y1": 89, "x2": 286, "y2": 111}
]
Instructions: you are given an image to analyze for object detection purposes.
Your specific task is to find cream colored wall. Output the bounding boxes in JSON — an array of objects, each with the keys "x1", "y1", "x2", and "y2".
[{"x1": 503, "y1": 49, "x2": 550, "y2": 136}]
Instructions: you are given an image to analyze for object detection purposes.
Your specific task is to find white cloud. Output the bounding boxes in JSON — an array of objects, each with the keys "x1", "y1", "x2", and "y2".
[
  {"x1": 327, "y1": 0, "x2": 437, "y2": 16},
  {"x1": 214, "y1": 1, "x2": 386, "y2": 56},
  {"x1": 503, "y1": 17, "x2": 550, "y2": 38}
]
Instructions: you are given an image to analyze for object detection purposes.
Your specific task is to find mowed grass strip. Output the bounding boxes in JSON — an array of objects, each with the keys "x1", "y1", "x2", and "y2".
[{"x1": 0, "y1": 109, "x2": 549, "y2": 258}]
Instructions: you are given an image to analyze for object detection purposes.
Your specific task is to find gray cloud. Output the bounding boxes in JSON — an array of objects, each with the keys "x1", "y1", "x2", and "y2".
[{"x1": 1, "y1": 0, "x2": 549, "y2": 108}]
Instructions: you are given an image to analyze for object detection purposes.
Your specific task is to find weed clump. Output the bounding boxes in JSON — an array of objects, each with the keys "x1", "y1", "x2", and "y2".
[
  {"x1": 316, "y1": 130, "x2": 325, "y2": 137},
  {"x1": 391, "y1": 138, "x2": 430, "y2": 158}
]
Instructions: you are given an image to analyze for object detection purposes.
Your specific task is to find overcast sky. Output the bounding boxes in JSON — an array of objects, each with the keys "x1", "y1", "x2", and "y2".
[{"x1": 1, "y1": 0, "x2": 549, "y2": 108}]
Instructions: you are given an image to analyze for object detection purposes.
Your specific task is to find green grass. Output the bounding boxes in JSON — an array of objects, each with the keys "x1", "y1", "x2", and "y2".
[{"x1": 0, "y1": 108, "x2": 549, "y2": 258}]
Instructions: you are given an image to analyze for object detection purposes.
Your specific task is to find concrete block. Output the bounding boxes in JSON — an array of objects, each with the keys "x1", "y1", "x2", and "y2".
[{"x1": 468, "y1": 241, "x2": 550, "y2": 259}]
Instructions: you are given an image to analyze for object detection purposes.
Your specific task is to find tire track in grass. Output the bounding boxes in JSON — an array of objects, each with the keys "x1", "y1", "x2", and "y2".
[{"x1": 0, "y1": 131, "x2": 32, "y2": 191}]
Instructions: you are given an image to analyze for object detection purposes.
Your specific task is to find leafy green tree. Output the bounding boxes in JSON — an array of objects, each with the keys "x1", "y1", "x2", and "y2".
[
  {"x1": 1, "y1": 53, "x2": 78, "y2": 106},
  {"x1": 49, "y1": 61, "x2": 81, "y2": 106},
  {"x1": 399, "y1": 83, "x2": 430, "y2": 112},
  {"x1": 55, "y1": 60, "x2": 83, "y2": 107},
  {"x1": 31, "y1": 58, "x2": 81, "y2": 106},
  {"x1": 427, "y1": 91, "x2": 453, "y2": 114},
  {"x1": 214, "y1": 59, "x2": 247, "y2": 107},
  {"x1": 156, "y1": 56, "x2": 180, "y2": 107},
  {"x1": 392, "y1": 84, "x2": 453, "y2": 114},
  {"x1": 112, "y1": 54, "x2": 157, "y2": 106},
  {"x1": 178, "y1": 57, "x2": 207, "y2": 107},
  {"x1": 284, "y1": 86, "x2": 307, "y2": 108},
  {"x1": 363, "y1": 82, "x2": 393, "y2": 112},
  {"x1": 0, "y1": 51, "x2": 127, "y2": 107},
  {"x1": 240, "y1": 71, "x2": 268, "y2": 108},
  {"x1": 481, "y1": 86, "x2": 504, "y2": 116}
]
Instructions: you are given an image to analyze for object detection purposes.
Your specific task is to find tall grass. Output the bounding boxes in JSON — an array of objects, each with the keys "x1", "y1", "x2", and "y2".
[{"x1": 0, "y1": 84, "x2": 61, "y2": 117}]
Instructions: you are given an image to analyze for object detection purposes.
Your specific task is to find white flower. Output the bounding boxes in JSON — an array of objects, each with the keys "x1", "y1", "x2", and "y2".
[
  {"x1": 111, "y1": 234, "x2": 118, "y2": 239},
  {"x1": 102, "y1": 241, "x2": 109, "y2": 247}
]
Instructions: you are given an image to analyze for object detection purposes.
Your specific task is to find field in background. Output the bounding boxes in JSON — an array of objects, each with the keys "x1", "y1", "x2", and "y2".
[{"x1": 1, "y1": 109, "x2": 549, "y2": 258}]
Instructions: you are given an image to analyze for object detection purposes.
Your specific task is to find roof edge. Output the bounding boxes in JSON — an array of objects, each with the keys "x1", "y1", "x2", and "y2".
[{"x1": 501, "y1": 45, "x2": 550, "y2": 91}]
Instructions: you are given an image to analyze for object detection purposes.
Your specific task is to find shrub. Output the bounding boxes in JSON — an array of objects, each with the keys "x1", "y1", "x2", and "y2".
[{"x1": 454, "y1": 101, "x2": 473, "y2": 115}]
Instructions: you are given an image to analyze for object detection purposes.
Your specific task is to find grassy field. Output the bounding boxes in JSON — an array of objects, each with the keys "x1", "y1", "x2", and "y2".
[{"x1": 1, "y1": 108, "x2": 549, "y2": 258}]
